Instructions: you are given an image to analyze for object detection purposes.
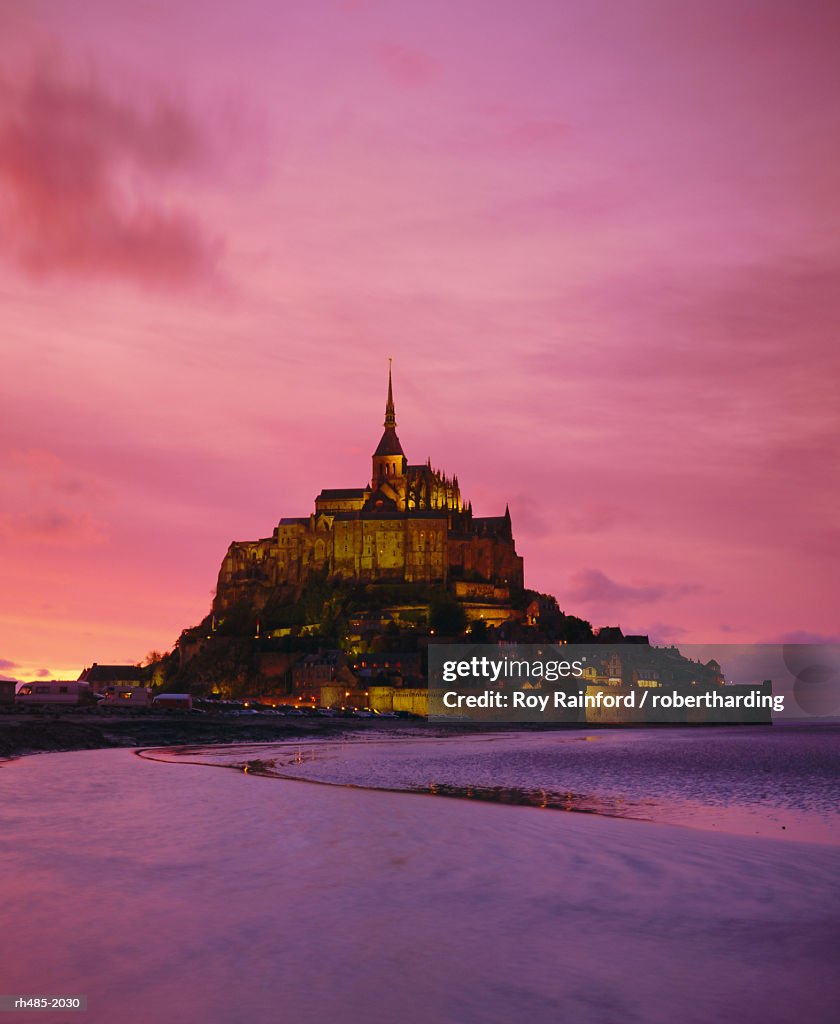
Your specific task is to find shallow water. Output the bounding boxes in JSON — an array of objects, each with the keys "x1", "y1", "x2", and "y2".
[
  {"x1": 2, "y1": 740, "x2": 839, "y2": 1023},
  {"x1": 146, "y1": 723, "x2": 840, "y2": 845}
]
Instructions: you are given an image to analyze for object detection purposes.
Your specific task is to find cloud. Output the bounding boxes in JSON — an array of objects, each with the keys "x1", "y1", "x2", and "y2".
[
  {"x1": 765, "y1": 630, "x2": 840, "y2": 645},
  {"x1": 0, "y1": 63, "x2": 221, "y2": 288},
  {"x1": 36, "y1": 668, "x2": 52, "y2": 678},
  {"x1": 567, "y1": 568, "x2": 703, "y2": 605},
  {"x1": 0, "y1": 658, "x2": 18, "y2": 670},
  {"x1": 0, "y1": 510, "x2": 106, "y2": 547},
  {"x1": 580, "y1": 255, "x2": 840, "y2": 402},
  {"x1": 13, "y1": 510, "x2": 106, "y2": 546},
  {"x1": 567, "y1": 504, "x2": 639, "y2": 534},
  {"x1": 374, "y1": 43, "x2": 436, "y2": 87},
  {"x1": 509, "y1": 494, "x2": 550, "y2": 537},
  {"x1": 637, "y1": 622, "x2": 689, "y2": 644},
  {"x1": 0, "y1": 448, "x2": 108, "y2": 547}
]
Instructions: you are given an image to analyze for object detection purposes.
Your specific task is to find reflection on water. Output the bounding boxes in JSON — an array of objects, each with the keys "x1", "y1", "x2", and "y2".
[
  {"x1": 141, "y1": 724, "x2": 840, "y2": 845},
  {"x1": 4, "y1": 744, "x2": 839, "y2": 1024},
  {"x1": 419, "y1": 782, "x2": 643, "y2": 817}
]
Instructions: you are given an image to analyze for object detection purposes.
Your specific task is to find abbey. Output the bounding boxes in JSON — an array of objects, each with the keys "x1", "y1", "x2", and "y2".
[{"x1": 214, "y1": 367, "x2": 523, "y2": 613}]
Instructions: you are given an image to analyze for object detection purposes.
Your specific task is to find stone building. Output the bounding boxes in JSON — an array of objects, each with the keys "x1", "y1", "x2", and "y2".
[
  {"x1": 214, "y1": 367, "x2": 523, "y2": 616},
  {"x1": 78, "y1": 664, "x2": 146, "y2": 688}
]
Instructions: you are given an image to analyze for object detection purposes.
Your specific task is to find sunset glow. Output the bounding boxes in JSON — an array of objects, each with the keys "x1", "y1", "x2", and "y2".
[{"x1": 2, "y1": 1, "x2": 839, "y2": 681}]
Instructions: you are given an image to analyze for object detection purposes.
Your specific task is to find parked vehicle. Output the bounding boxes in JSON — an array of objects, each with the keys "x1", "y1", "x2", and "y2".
[
  {"x1": 152, "y1": 693, "x2": 193, "y2": 711},
  {"x1": 16, "y1": 681, "x2": 98, "y2": 706},
  {"x1": 100, "y1": 686, "x2": 154, "y2": 707}
]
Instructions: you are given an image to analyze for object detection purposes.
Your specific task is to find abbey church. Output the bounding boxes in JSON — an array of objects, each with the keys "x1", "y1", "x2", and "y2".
[{"x1": 214, "y1": 368, "x2": 523, "y2": 620}]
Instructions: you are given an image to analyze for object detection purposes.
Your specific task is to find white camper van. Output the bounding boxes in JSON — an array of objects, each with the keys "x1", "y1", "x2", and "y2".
[
  {"x1": 100, "y1": 686, "x2": 154, "y2": 707},
  {"x1": 16, "y1": 681, "x2": 98, "y2": 706}
]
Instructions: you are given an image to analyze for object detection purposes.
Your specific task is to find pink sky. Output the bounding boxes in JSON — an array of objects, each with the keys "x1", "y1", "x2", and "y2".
[{"x1": 1, "y1": 0, "x2": 838, "y2": 680}]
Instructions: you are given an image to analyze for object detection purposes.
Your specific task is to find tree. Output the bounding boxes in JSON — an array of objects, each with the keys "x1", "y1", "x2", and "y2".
[
  {"x1": 468, "y1": 619, "x2": 488, "y2": 642},
  {"x1": 429, "y1": 598, "x2": 467, "y2": 636}
]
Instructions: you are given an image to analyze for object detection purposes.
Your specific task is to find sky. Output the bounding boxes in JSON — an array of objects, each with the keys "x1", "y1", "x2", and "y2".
[{"x1": 1, "y1": 0, "x2": 838, "y2": 681}]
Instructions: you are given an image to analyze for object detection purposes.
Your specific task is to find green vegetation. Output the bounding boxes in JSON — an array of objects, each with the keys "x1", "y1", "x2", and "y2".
[{"x1": 155, "y1": 579, "x2": 604, "y2": 698}]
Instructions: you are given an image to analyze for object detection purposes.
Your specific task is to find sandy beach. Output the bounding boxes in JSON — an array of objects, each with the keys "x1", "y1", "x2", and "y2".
[{"x1": 1, "y1": 741, "x2": 838, "y2": 1024}]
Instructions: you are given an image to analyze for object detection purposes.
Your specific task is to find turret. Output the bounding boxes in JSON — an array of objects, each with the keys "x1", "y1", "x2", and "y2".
[{"x1": 371, "y1": 360, "x2": 406, "y2": 486}]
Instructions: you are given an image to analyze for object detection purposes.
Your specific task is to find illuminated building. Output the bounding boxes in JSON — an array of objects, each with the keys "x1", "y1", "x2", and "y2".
[{"x1": 214, "y1": 366, "x2": 523, "y2": 620}]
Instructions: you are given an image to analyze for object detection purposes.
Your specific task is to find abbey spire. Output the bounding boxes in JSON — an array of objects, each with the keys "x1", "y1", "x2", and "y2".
[
  {"x1": 372, "y1": 360, "x2": 406, "y2": 485},
  {"x1": 384, "y1": 358, "x2": 396, "y2": 429}
]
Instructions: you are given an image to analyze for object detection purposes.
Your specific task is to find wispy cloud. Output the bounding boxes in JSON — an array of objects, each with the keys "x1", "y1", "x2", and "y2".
[
  {"x1": 0, "y1": 63, "x2": 222, "y2": 288},
  {"x1": 0, "y1": 449, "x2": 108, "y2": 547},
  {"x1": 635, "y1": 622, "x2": 689, "y2": 644},
  {"x1": 509, "y1": 494, "x2": 550, "y2": 537},
  {"x1": 767, "y1": 630, "x2": 840, "y2": 645},
  {"x1": 567, "y1": 504, "x2": 640, "y2": 534},
  {"x1": 567, "y1": 569, "x2": 703, "y2": 605}
]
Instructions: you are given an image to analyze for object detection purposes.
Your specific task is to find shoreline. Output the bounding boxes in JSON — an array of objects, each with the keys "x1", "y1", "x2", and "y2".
[
  {"x1": 0, "y1": 709, "x2": 828, "y2": 761},
  {"x1": 5, "y1": 714, "x2": 837, "y2": 846},
  {"x1": 134, "y1": 728, "x2": 840, "y2": 847},
  {"x1": 135, "y1": 742, "x2": 672, "y2": 838},
  {"x1": 0, "y1": 710, "x2": 447, "y2": 759}
]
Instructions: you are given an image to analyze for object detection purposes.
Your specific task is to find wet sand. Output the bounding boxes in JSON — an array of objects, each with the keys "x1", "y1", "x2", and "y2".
[{"x1": 1, "y1": 745, "x2": 838, "y2": 1024}]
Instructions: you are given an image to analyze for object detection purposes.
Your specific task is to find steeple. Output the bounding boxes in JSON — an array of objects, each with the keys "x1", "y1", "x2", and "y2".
[
  {"x1": 372, "y1": 359, "x2": 406, "y2": 486},
  {"x1": 385, "y1": 358, "x2": 396, "y2": 429}
]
